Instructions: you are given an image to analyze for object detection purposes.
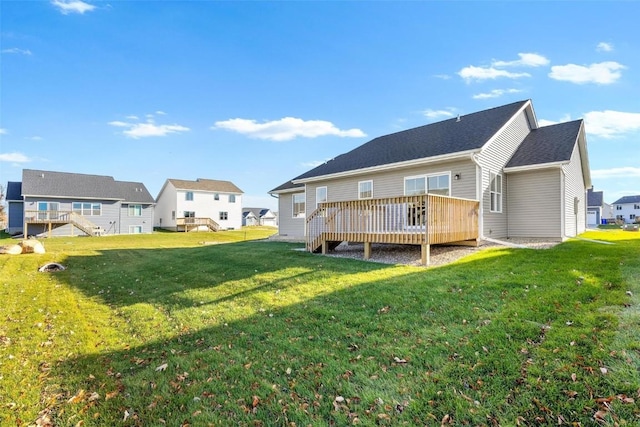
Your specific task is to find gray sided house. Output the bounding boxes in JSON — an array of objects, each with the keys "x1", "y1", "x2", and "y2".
[
  {"x1": 8, "y1": 169, "x2": 155, "y2": 237},
  {"x1": 587, "y1": 188, "x2": 605, "y2": 226},
  {"x1": 242, "y1": 208, "x2": 278, "y2": 227},
  {"x1": 270, "y1": 100, "x2": 591, "y2": 252}
]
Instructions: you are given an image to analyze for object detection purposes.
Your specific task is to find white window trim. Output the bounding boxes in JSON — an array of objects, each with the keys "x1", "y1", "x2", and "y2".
[
  {"x1": 358, "y1": 180, "x2": 373, "y2": 199},
  {"x1": 316, "y1": 186, "x2": 327, "y2": 208},
  {"x1": 490, "y1": 172, "x2": 503, "y2": 213},
  {"x1": 129, "y1": 225, "x2": 143, "y2": 234},
  {"x1": 292, "y1": 193, "x2": 306, "y2": 218},
  {"x1": 128, "y1": 204, "x2": 142, "y2": 217},
  {"x1": 404, "y1": 172, "x2": 451, "y2": 196}
]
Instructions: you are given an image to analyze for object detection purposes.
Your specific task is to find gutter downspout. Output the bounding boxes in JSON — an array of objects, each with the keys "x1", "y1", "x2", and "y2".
[{"x1": 471, "y1": 153, "x2": 484, "y2": 240}]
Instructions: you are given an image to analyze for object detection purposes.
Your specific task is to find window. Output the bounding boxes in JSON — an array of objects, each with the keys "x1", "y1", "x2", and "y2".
[
  {"x1": 38, "y1": 201, "x2": 60, "y2": 220},
  {"x1": 293, "y1": 193, "x2": 305, "y2": 218},
  {"x1": 72, "y1": 202, "x2": 101, "y2": 216},
  {"x1": 184, "y1": 211, "x2": 195, "y2": 218},
  {"x1": 631, "y1": 214, "x2": 637, "y2": 220},
  {"x1": 128, "y1": 204, "x2": 142, "y2": 217},
  {"x1": 616, "y1": 215, "x2": 624, "y2": 220},
  {"x1": 490, "y1": 172, "x2": 502, "y2": 213},
  {"x1": 359, "y1": 181, "x2": 373, "y2": 199},
  {"x1": 185, "y1": 191, "x2": 194, "y2": 201},
  {"x1": 129, "y1": 225, "x2": 143, "y2": 234},
  {"x1": 616, "y1": 205, "x2": 622, "y2": 210},
  {"x1": 219, "y1": 211, "x2": 228, "y2": 221},
  {"x1": 635, "y1": 204, "x2": 640, "y2": 210},
  {"x1": 171, "y1": 210, "x2": 176, "y2": 220},
  {"x1": 404, "y1": 173, "x2": 450, "y2": 196},
  {"x1": 214, "y1": 193, "x2": 220, "y2": 201},
  {"x1": 316, "y1": 187, "x2": 327, "y2": 208},
  {"x1": 229, "y1": 194, "x2": 236, "y2": 203}
]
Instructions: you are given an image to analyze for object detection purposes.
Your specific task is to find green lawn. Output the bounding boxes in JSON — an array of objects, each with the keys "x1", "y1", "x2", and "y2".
[{"x1": 1, "y1": 228, "x2": 639, "y2": 426}]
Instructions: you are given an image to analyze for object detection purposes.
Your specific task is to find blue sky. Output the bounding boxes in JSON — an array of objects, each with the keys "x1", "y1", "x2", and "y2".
[{"x1": 1, "y1": 1, "x2": 639, "y2": 211}]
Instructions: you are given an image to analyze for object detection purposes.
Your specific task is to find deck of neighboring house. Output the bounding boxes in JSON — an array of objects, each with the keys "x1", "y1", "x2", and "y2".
[
  {"x1": 24, "y1": 210, "x2": 106, "y2": 237},
  {"x1": 175, "y1": 217, "x2": 220, "y2": 232},
  {"x1": 306, "y1": 194, "x2": 479, "y2": 265}
]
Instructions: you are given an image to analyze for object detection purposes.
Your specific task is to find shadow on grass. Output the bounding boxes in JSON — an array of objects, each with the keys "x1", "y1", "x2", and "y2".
[{"x1": 35, "y1": 236, "x2": 640, "y2": 426}]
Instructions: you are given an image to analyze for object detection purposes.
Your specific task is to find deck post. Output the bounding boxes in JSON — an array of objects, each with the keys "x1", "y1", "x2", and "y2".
[
  {"x1": 364, "y1": 242, "x2": 371, "y2": 260},
  {"x1": 48, "y1": 222, "x2": 52, "y2": 238},
  {"x1": 322, "y1": 240, "x2": 328, "y2": 255},
  {"x1": 421, "y1": 244, "x2": 430, "y2": 266}
]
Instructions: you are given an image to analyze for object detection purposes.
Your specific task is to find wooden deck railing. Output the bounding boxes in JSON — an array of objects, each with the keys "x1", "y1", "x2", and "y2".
[
  {"x1": 176, "y1": 217, "x2": 220, "y2": 232},
  {"x1": 306, "y1": 194, "x2": 479, "y2": 255},
  {"x1": 24, "y1": 210, "x2": 103, "y2": 236}
]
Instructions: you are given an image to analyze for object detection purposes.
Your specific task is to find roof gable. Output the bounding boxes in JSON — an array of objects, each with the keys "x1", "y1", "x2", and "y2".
[
  {"x1": 168, "y1": 178, "x2": 243, "y2": 194},
  {"x1": 505, "y1": 120, "x2": 583, "y2": 168},
  {"x1": 292, "y1": 100, "x2": 529, "y2": 182}
]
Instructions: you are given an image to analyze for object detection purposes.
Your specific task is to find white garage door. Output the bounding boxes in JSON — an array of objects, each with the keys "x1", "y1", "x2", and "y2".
[{"x1": 587, "y1": 211, "x2": 598, "y2": 226}]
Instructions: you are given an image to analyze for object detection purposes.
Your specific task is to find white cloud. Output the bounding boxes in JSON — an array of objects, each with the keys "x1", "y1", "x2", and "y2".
[
  {"x1": 591, "y1": 167, "x2": 640, "y2": 179},
  {"x1": 472, "y1": 88, "x2": 523, "y2": 99},
  {"x1": 458, "y1": 66, "x2": 531, "y2": 83},
  {"x1": 549, "y1": 62, "x2": 625, "y2": 85},
  {"x1": 26, "y1": 136, "x2": 43, "y2": 141},
  {"x1": 301, "y1": 160, "x2": 328, "y2": 168},
  {"x1": 51, "y1": 0, "x2": 96, "y2": 14},
  {"x1": 109, "y1": 114, "x2": 190, "y2": 139},
  {"x1": 1, "y1": 48, "x2": 32, "y2": 55},
  {"x1": 213, "y1": 117, "x2": 366, "y2": 141},
  {"x1": 434, "y1": 74, "x2": 452, "y2": 80},
  {"x1": 583, "y1": 110, "x2": 640, "y2": 138},
  {"x1": 0, "y1": 152, "x2": 31, "y2": 163},
  {"x1": 155, "y1": 110, "x2": 167, "y2": 115},
  {"x1": 0, "y1": 128, "x2": 7, "y2": 135},
  {"x1": 492, "y1": 53, "x2": 550, "y2": 68},
  {"x1": 422, "y1": 109, "x2": 456, "y2": 120},
  {"x1": 596, "y1": 42, "x2": 613, "y2": 52},
  {"x1": 538, "y1": 114, "x2": 572, "y2": 127},
  {"x1": 126, "y1": 115, "x2": 139, "y2": 120}
]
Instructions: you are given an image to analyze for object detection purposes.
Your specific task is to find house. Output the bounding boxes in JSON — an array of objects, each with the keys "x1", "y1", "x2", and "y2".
[
  {"x1": 155, "y1": 178, "x2": 243, "y2": 231},
  {"x1": 612, "y1": 195, "x2": 640, "y2": 224},
  {"x1": 7, "y1": 169, "x2": 155, "y2": 237},
  {"x1": 269, "y1": 100, "x2": 591, "y2": 263},
  {"x1": 587, "y1": 188, "x2": 605, "y2": 227},
  {"x1": 242, "y1": 208, "x2": 278, "y2": 227}
]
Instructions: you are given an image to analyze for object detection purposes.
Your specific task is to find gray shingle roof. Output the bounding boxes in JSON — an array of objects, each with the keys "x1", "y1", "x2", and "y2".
[
  {"x1": 243, "y1": 207, "x2": 273, "y2": 218},
  {"x1": 21, "y1": 169, "x2": 154, "y2": 203},
  {"x1": 291, "y1": 100, "x2": 529, "y2": 181},
  {"x1": 587, "y1": 189, "x2": 603, "y2": 207},
  {"x1": 169, "y1": 178, "x2": 243, "y2": 194},
  {"x1": 612, "y1": 195, "x2": 640, "y2": 205},
  {"x1": 6, "y1": 181, "x2": 22, "y2": 201},
  {"x1": 270, "y1": 180, "x2": 305, "y2": 193},
  {"x1": 505, "y1": 120, "x2": 583, "y2": 168}
]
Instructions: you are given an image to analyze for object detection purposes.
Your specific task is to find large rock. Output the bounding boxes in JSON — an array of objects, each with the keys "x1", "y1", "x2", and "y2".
[
  {"x1": 20, "y1": 239, "x2": 46, "y2": 254},
  {"x1": 0, "y1": 244, "x2": 23, "y2": 255}
]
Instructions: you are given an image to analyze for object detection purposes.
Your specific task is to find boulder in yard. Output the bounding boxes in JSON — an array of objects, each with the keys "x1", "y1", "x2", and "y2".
[
  {"x1": 0, "y1": 244, "x2": 23, "y2": 255},
  {"x1": 20, "y1": 239, "x2": 46, "y2": 254}
]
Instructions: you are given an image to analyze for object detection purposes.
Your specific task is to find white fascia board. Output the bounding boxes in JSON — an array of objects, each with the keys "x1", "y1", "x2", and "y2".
[
  {"x1": 478, "y1": 100, "x2": 532, "y2": 155},
  {"x1": 503, "y1": 161, "x2": 566, "y2": 173},
  {"x1": 292, "y1": 150, "x2": 478, "y2": 184},
  {"x1": 269, "y1": 187, "x2": 305, "y2": 195}
]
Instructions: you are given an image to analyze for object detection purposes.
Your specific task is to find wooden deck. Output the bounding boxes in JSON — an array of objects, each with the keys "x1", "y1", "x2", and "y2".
[
  {"x1": 24, "y1": 210, "x2": 104, "y2": 237},
  {"x1": 176, "y1": 217, "x2": 220, "y2": 232},
  {"x1": 306, "y1": 194, "x2": 479, "y2": 265}
]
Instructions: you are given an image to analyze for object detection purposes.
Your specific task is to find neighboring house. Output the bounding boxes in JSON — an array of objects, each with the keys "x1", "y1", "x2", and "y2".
[
  {"x1": 242, "y1": 208, "x2": 278, "y2": 227},
  {"x1": 587, "y1": 188, "x2": 605, "y2": 227},
  {"x1": 270, "y1": 100, "x2": 591, "y2": 257},
  {"x1": 155, "y1": 178, "x2": 243, "y2": 231},
  {"x1": 611, "y1": 195, "x2": 640, "y2": 224},
  {"x1": 8, "y1": 169, "x2": 155, "y2": 237}
]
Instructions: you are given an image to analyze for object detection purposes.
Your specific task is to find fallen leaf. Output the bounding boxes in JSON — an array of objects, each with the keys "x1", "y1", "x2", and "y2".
[
  {"x1": 252, "y1": 395, "x2": 260, "y2": 408},
  {"x1": 87, "y1": 392, "x2": 100, "y2": 402},
  {"x1": 599, "y1": 367, "x2": 608, "y2": 374},
  {"x1": 155, "y1": 363, "x2": 168, "y2": 372},
  {"x1": 571, "y1": 373, "x2": 577, "y2": 382},
  {"x1": 393, "y1": 357, "x2": 407, "y2": 364},
  {"x1": 68, "y1": 389, "x2": 86, "y2": 404}
]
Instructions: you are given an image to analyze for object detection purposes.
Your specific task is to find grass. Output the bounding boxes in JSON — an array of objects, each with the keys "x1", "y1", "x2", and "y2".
[{"x1": 0, "y1": 227, "x2": 639, "y2": 426}]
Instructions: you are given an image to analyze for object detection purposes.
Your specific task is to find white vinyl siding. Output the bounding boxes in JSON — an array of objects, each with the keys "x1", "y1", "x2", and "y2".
[
  {"x1": 562, "y1": 143, "x2": 587, "y2": 237},
  {"x1": 507, "y1": 169, "x2": 562, "y2": 238},
  {"x1": 477, "y1": 107, "x2": 532, "y2": 238},
  {"x1": 276, "y1": 192, "x2": 306, "y2": 237}
]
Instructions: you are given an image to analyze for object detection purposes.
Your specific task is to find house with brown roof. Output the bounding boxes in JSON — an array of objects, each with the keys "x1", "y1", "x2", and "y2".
[
  {"x1": 155, "y1": 178, "x2": 244, "y2": 231},
  {"x1": 269, "y1": 100, "x2": 591, "y2": 263}
]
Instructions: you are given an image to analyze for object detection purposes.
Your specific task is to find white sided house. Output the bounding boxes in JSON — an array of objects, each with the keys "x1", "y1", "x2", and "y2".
[
  {"x1": 269, "y1": 100, "x2": 591, "y2": 262},
  {"x1": 612, "y1": 195, "x2": 640, "y2": 224},
  {"x1": 155, "y1": 178, "x2": 243, "y2": 231}
]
